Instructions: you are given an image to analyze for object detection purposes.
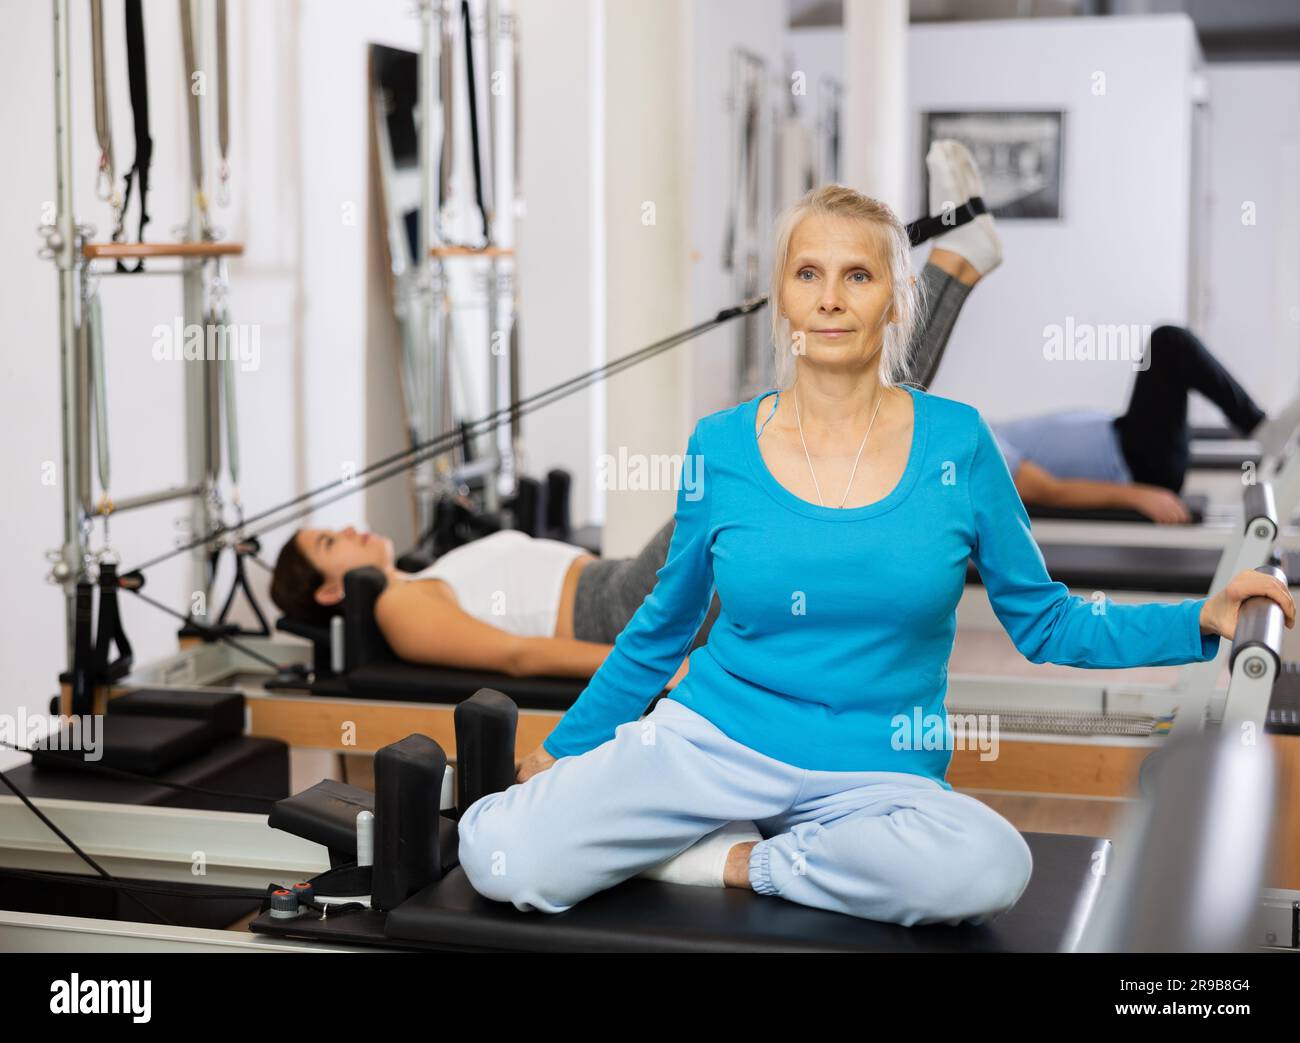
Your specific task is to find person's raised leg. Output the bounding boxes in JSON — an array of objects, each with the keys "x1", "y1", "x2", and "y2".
[
  {"x1": 1113, "y1": 324, "x2": 1268, "y2": 492},
  {"x1": 738, "y1": 771, "x2": 1033, "y2": 926},
  {"x1": 1112, "y1": 327, "x2": 1191, "y2": 491},
  {"x1": 1149, "y1": 325, "x2": 1266, "y2": 438},
  {"x1": 908, "y1": 140, "x2": 1004, "y2": 388},
  {"x1": 457, "y1": 697, "x2": 801, "y2": 913}
]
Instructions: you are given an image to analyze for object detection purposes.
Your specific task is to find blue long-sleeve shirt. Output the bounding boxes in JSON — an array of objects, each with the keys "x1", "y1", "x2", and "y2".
[{"x1": 543, "y1": 385, "x2": 1220, "y2": 785}]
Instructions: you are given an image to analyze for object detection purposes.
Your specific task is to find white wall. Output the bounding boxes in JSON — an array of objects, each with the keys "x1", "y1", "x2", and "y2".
[
  {"x1": 907, "y1": 15, "x2": 1203, "y2": 422},
  {"x1": 599, "y1": 0, "x2": 697, "y2": 555},
  {"x1": 686, "y1": 0, "x2": 789, "y2": 423},
  {"x1": 514, "y1": 0, "x2": 603, "y2": 529},
  {"x1": 1199, "y1": 63, "x2": 1300, "y2": 417}
]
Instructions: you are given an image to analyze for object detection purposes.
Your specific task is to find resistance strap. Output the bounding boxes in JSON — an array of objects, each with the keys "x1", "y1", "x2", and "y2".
[
  {"x1": 69, "y1": 581, "x2": 96, "y2": 717},
  {"x1": 214, "y1": 539, "x2": 272, "y2": 637},
  {"x1": 483, "y1": 0, "x2": 499, "y2": 226},
  {"x1": 91, "y1": 563, "x2": 134, "y2": 683},
  {"x1": 461, "y1": 0, "x2": 490, "y2": 242},
  {"x1": 906, "y1": 195, "x2": 987, "y2": 249},
  {"x1": 89, "y1": 0, "x2": 119, "y2": 219},
  {"x1": 439, "y1": 6, "x2": 455, "y2": 211},
  {"x1": 178, "y1": 0, "x2": 208, "y2": 228},
  {"x1": 116, "y1": 0, "x2": 152, "y2": 270},
  {"x1": 216, "y1": 0, "x2": 231, "y2": 205}
]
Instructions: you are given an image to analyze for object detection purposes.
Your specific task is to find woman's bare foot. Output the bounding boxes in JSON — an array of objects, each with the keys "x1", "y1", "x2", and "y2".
[{"x1": 723, "y1": 841, "x2": 758, "y2": 889}]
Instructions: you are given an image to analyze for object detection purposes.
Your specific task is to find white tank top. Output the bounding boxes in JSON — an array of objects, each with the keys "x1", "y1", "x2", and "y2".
[{"x1": 402, "y1": 530, "x2": 588, "y2": 638}]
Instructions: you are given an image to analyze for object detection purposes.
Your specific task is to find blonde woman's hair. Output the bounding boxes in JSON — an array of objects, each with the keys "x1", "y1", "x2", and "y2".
[{"x1": 768, "y1": 185, "x2": 922, "y2": 390}]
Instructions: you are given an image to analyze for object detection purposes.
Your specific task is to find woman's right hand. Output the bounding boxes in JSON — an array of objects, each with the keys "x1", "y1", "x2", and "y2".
[
  {"x1": 516, "y1": 745, "x2": 557, "y2": 784},
  {"x1": 1129, "y1": 485, "x2": 1192, "y2": 524}
]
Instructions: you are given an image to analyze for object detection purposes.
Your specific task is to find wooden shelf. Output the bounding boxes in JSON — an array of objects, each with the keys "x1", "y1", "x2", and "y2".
[{"x1": 82, "y1": 241, "x2": 245, "y2": 260}]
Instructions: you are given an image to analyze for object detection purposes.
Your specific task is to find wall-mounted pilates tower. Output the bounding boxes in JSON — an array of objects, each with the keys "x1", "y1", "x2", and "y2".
[{"x1": 41, "y1": 0, "x2": 249, "y2": 695}]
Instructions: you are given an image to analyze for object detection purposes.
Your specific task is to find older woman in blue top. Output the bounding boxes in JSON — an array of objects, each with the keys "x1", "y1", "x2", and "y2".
[{"x1": 457, "y1": 184, "x2": 1294, "y2": 928}]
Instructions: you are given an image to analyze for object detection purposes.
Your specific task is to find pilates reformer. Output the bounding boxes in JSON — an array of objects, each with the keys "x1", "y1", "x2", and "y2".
[{"x1": 0, "y1": 579, "x2": 1290, "y2": 953}]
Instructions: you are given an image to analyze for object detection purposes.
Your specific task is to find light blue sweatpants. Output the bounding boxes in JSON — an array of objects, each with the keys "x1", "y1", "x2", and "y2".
[{"x1": 457, "y1": 697, "x2": 1033, "y2": 927}]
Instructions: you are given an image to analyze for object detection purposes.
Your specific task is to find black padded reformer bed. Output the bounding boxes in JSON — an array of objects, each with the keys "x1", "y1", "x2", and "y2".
[{"x1": 247, "y1": 689, "x2": 1109, "y2": 953}]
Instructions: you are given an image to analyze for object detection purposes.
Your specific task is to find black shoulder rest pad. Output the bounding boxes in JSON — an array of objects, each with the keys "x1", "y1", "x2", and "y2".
[
  {"x1": 276, "y1": 616, "x2": 332, "y2": 645},
  {"x1": 396, "y1": 550, "x2": 435, "y2": 573},
  {"x1": 343, "y1": 566, "x2": 396, "y2": 670},
  {"x1": 269, "y1": 779, "x2": 375, "y2": 856}
]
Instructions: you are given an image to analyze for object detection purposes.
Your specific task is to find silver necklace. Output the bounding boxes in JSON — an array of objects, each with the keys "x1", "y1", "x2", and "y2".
[{"x1": 792, "y1": 385, "x2": 886, "y2": 509}]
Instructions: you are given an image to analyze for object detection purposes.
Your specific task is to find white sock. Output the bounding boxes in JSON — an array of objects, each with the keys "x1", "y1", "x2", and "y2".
[
  {"x1": 926, "y1": 139, "x2": 1003, "y2": 277},
  {"x1": 638, "y1": 820, "x2": 762, "y2": 888}
]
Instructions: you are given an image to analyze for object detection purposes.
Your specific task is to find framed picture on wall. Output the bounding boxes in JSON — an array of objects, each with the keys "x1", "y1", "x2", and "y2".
[{"x1": 921, "y1": 110, "x2": 1065, "y2": 220}]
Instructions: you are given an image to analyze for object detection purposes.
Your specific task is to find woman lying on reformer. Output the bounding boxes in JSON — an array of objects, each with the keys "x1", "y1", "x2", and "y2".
[
  {"x1": 269, "y1": 141, "x2": 1002, "y2": 688},
  {"x1": 987, "y1": 324, "x2": 1287, "y2": 524}
]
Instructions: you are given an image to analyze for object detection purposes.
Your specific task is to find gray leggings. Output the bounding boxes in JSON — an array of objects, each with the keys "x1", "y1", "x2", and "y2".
[
  {"x1": 571, "y1": 520, "x2": 719, "y2": 649},
  {"x1": 571, "y1": 262, "x2": 970, "y2": 649}
]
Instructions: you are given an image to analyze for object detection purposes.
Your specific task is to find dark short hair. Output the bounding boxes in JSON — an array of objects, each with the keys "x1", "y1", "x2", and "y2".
[{"x1": 270, "y1": 531, "x2": 338, "y2": 626}]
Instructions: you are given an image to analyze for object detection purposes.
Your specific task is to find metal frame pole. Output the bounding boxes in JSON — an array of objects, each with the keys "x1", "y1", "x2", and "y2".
[
  {"x1": 180, "y1": 0, "x2": 216, "y2": 606},
  {"x1": 488, "y1": 0, "x2": 517, "y2": 511},
  {"x1": 417, "y1": 0, "x2": 440, "y2": 537},
  {"x1": 52, "y1": 0, "x2": 84, "y2": 671}
]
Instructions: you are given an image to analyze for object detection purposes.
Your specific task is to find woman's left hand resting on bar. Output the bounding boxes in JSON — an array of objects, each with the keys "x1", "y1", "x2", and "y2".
[{"x1": 1199, "y1": 568, "x2": 1296, "y2": 639}]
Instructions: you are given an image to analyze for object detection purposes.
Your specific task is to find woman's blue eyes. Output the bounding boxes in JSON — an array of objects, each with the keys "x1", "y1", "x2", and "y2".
[{"x1": 797, "y1": 270, "x2": 870, "y2": 282}]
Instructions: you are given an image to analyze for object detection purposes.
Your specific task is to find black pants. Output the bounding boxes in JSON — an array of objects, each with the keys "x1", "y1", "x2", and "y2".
[{"x1": 1112, "y1": 325, "x2": 1265, "y2": 494}]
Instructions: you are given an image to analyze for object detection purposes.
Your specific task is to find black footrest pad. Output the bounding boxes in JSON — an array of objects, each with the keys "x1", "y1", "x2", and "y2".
[
  {"x1": 108, "y1": 688, "x2": 244, "y2": 741},
  {"x1": 269, "y1": 779, "x2": 375, "y2": 856},
  {"x1": 455, "y1": 689, "x2": 518, "y2": 813},
  {"x1": 373, "y1": 734, "x2": 448, "y2": 912},
  {"x1": 31, "y1": 715, "x2": 215, "y2": 777}
]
